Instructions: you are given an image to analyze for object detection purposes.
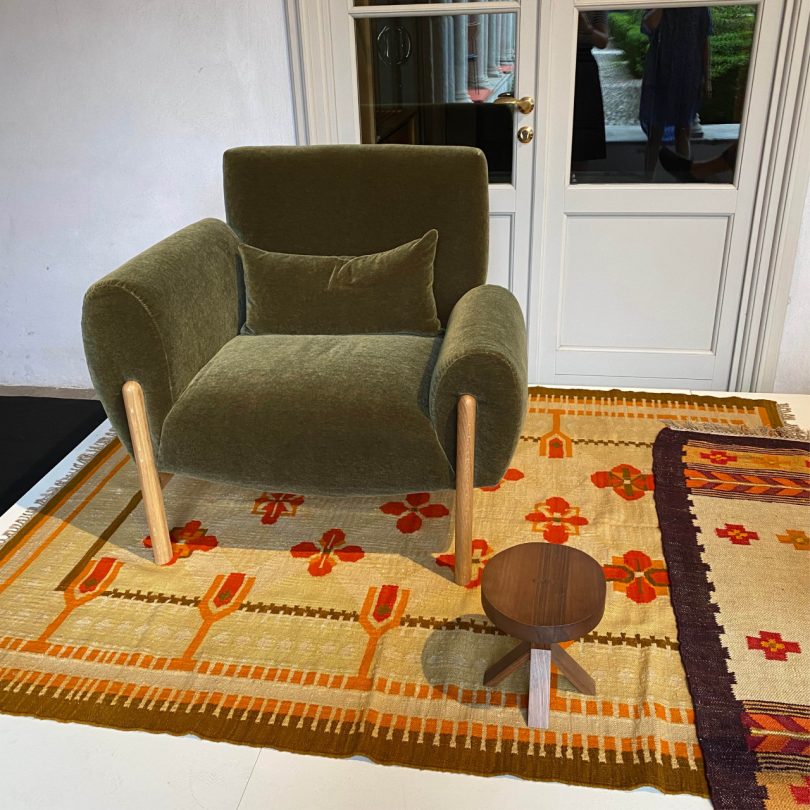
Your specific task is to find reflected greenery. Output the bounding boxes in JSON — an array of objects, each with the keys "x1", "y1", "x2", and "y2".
[{"x1": 609, "y1": 6, "x2": 755, "y2": 124}]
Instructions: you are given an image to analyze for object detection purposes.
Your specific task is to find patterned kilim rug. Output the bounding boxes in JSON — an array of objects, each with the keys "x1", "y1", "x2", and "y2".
[
  {"x1": 0, "y1": 389, "x2": 789, "y2": 794},
  {"x1": 653, "y1": 428, "x2": 810, "y2": 809}
]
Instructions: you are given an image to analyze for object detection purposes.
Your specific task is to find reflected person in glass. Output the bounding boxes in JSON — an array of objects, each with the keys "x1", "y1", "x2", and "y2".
[
  {"x1": 659, "y1": 140, "x2": 737, "y2": 182},
  {"x1": 571, "y1": 12, "x2": 610, "y2": 180},
  {"x1": 639, "y1": 7, "x2": 713, "y2": 177}
]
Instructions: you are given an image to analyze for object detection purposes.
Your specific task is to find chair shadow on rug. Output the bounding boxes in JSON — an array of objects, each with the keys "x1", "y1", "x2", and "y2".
[{"x1": 78, "y1": 468, "x2": 464, "y2": 581}]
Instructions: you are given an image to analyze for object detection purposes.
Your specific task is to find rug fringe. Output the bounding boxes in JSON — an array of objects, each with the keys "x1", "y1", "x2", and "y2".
[
  {"x1": 661, "y1": 418, "x2": 810, "y2": 443},
  {"x1": 777, "y1": 401, "x2": 798, "y2": 425},
  {"x1": 0, "y1": 428, "x2": 118, "y2": 548}
]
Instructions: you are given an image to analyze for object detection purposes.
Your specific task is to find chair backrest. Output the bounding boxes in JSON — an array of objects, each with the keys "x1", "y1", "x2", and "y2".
[{"x1": 223, "y1": 144, "x2": 489, "y2": 326}]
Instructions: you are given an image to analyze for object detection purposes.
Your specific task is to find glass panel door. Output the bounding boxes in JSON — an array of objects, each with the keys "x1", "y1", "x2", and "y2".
[
  {"x1": 355, "y1": 11, "x2": 519, "y2": 182},
  {"x1": 570, "y1": 4, "x2": 757, "y2": 184},
  {"x1": 355, "y1": 0, "x2": 512, "y2": 5},
  {"x1": 536, "y1": 0, "x2": 783, "y2": 388},
  {"x1": 330, "y1": 0, "x2": 537, "y2": 338}
]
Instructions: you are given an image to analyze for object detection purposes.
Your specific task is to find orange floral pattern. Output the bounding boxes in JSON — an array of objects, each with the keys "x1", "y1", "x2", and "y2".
[
  {"x1": 252, "y1": 492, "x2": 304, "y2": 526},
  {"x1": 380, "y1": 493, "x2": 449, "y2": 534},
  {"x1": 524, "y1": 496, "x2": 589, "y2": 544},
  {"x1": 591, "y1": 464, "x2": 655, "y2": 501},
  {"x1": 715, "y1": 523, "x2": 759, "y2": 546},
  {"x1": 776, "y1": 529, "x2": 809, "y2": 551},
  {"x1": 746, "y1": 630, "x2": 801, "y2": 662},
  {"x1": 481, "y1": 468, "x2": 525, "y2": 492},
  {"x1": 603, "y1": 550, "x2": 669, "y2": 604},
  {"x1": 143, "y1": 520, "x2": 217, "y2": 564},
  {"x1": 434, "y1": 538, "x2": 494, "y2": 588},
  {"x1": 290, "y1": 529, "x2": 364, "y2": 577}
]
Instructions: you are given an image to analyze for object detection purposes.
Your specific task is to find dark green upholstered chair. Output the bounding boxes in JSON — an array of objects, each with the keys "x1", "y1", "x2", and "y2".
[{"x1": 82, "y1": 145, "x2": 528, "y2": 583}]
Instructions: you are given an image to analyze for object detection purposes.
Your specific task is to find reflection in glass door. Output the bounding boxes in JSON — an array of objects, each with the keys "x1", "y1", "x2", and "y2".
[
  {"x1": 331, "y1": 0, "x2": 539, "y2": 318},
  {"x1": 355, "y1": 11, "x2": 519, "y2": 182}
]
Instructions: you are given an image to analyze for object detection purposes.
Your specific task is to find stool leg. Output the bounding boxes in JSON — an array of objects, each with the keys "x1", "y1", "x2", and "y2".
[
  {"x1": 551, "y1": 643, "x2": 596, "y2": 695},
  {"x1": 528, "y1": 646, "x2": 551, "y2": 728},
  {"x1": 484, "y1": 641, "x2": 530, "y2": 687}
]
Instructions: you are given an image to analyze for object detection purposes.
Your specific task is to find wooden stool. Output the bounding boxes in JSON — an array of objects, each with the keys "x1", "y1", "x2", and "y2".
[{"x1": 481, "y1": 543, "x2": 606, "y2": 728}]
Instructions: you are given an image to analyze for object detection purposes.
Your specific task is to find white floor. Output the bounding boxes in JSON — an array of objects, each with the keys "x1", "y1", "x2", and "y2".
[{"x1": 1, "y1": 391, "x2": 807, "y2": 810}]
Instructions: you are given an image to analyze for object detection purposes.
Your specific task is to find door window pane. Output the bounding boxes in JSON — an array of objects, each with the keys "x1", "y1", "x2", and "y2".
[
  {"x1": 355, "y1": 1, "x2": 511, "y2": 6},
  {"x1": 355, "y1": 12, "x2": 518, "y2": 183},
  {"x1": 570, "y1": 5, "x2": 756, "y2": 184}
]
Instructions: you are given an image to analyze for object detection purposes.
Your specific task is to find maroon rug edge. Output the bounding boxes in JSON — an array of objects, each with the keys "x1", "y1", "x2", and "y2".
[{"x1": 652, "y1": 428, "x2": 783, "y2": 810}]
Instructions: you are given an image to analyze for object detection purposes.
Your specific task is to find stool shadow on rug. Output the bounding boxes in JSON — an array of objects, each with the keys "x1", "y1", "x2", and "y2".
[
  {"x1": 420, "y1": 618, "x2": 591, "y2": 723},
  {"x1": 420, "y1": 616, "x2": 527, "y2": 703}
]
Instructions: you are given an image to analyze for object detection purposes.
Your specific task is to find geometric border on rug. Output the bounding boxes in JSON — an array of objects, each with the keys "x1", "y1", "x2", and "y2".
[{"x1": 653, "y1": 427, "x2": 810, "y2": 810}]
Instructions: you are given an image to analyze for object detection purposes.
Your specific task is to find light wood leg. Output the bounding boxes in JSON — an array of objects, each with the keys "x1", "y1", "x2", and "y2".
[
  {"x1": 455, "y1": 394, "x2": 476, "y2": 586},
  {"x1": 122, "y1": 381, "x2": 173, "y2": 566},
  {"x1": 484, "y1": 640, "x2": 530, "y2": 687},
  {"x1": 528, "y1": 646, "x2": 551, "y2": 728},
  {"x1": 551, "y1": 643, "x2": 596, "y2": 695}
]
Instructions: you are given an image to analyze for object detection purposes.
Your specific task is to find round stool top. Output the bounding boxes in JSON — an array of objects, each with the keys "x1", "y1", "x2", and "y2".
[{"x1": 481, "y1": 543, "x2": 606, "y2": 646}]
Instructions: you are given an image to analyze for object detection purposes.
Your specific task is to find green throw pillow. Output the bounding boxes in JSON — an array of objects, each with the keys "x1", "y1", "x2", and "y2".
[{"x1": 239, "y1": 230, "x2": 441, "y2": 336}]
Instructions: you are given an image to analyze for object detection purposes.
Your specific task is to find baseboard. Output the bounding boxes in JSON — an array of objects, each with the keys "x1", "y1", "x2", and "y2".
[{"x1": 0, "y1": 386, "x2": 97, "y2": 400}]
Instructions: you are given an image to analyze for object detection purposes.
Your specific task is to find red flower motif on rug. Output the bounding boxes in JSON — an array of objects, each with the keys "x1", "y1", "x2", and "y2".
[
  {"x1": 746, "y1": 631, "x2": 801, "y2": 661},
  {"x1": 143, "y1": 520, "x2": 217, "y2": 564},
  {"x1": 435, "y1": 538, "x2": 494, "y2": 588},
  {"x1": 380, "y1": 493, "x2": 450, "y2": 534},
  {"x1": 699, "y1": 450, "x2": 738, "y2": 465},
  {"x1": 252, "y1": 493, "x2": 304, "y2": 526},
  {"x1": 603, "y1": 550, "x2": 669, "y2": 604},
  {"x1": 480, "y1": 468, "x2": 525, "y2": 492},
  {"x1": 524, "y1": 497, "x2": 588, "y2": 544},
  {"x1": 591, "y1": 464, "x2": 654, "y2": 501},
  {"x1": 715, "y1": 523, "x2": 759, "y2": 546},
  {"x1": 776, "y1": 529, "x2": 810, "y2": 551},
  {"x1": 790, "y1": 775, "x2": 810, "y2": 804},
  {"x1": 290, "y1": 528, "x2": 364, "y2": 577}
]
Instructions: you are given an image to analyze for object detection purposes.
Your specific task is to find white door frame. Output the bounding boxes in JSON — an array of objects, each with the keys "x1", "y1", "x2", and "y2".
[{"x1": 284, "y1": 0, "x2": 810, "y2": 391}]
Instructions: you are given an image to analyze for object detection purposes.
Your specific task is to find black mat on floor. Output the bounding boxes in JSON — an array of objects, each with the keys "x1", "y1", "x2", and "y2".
[{"x1": 0, "y1": 397, "x2": 105, "y2": 515}]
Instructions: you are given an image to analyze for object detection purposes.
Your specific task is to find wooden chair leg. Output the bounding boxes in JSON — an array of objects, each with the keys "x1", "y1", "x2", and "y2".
[
  {"x1": 455, "y1": 394, "x2": 476, "y2": 586},
  {"x1": 122, "y1": 381, "x2": 173, "y2": 565}
]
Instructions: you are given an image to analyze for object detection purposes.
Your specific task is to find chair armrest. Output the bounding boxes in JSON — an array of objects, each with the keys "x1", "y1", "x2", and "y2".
[
  {"x1": 82, "y1": 218, "x2": 241, "y2": 454},
  {"x1": 429, "y1": 285, "x2": 528, "y2": 486}
]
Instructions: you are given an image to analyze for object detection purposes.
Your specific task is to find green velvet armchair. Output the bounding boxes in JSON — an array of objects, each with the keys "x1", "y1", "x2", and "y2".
[{"x1": 82, "y1": 145, "x2": 528, "y2": 584}]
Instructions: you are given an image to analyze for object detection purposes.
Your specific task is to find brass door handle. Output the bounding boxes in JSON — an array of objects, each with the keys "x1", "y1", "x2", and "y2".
[
  {"x1": 495, "y1": 94, "x2": 535, "y2": 114},
  {"x1": 517, "y1": 126, "x2": 534, "y2": 144}
]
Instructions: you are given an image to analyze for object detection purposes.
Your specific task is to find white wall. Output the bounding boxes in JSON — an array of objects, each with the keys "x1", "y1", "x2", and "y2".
[
  {"x1": 774, "y1": 188, "x2": 810, "y2": 393},
  {"x1": 0, "y1": 1, "x2": 807, "y2": 393},
  {"x1": 0, "y1": 0, "x2": 295, "y2": 389}
]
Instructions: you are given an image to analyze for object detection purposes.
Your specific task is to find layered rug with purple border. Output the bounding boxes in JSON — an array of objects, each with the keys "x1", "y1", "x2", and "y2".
[{"x1": 653, "y1": 424, "x2": 810, "y2": 809}]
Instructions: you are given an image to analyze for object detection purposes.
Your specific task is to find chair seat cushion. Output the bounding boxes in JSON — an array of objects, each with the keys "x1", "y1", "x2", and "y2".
[{"x1": 158, "y1": 334, "x2": 454, "y2": 495}]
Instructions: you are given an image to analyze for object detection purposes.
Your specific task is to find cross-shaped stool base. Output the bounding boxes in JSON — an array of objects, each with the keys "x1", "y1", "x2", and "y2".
[{"x1": 483, "y1": 642, "x2": 596, "y2": 728}]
